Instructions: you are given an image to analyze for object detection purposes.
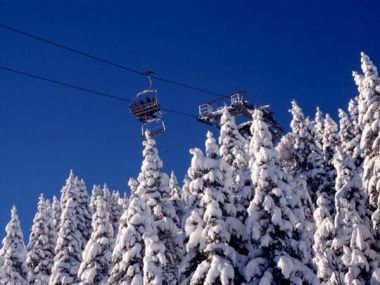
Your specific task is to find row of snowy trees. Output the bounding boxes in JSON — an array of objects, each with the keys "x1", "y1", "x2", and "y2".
[{"x1": 1, "y1": 52, "x2": 380, "y2": 285}]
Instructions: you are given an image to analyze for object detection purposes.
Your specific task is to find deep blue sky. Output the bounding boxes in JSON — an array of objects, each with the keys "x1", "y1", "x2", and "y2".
[{"x1": 0, "y1": 1, "x2": 379, "y2": 238}]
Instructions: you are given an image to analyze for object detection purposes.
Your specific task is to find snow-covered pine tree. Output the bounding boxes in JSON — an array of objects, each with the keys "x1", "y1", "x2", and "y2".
[
  {"x1": 107, "y1": 178, "x2": 149, "y2": 285},
  {"x1": 103, "y1": 184, "x2": 111, "y2": 207},
  {"x1": 314, "y1": 107, "x2": 325, "y2": 151},
  {"x1": 128, "y1": 177, "x2": 138, "y2": 195},
  {"x1": 355, "y1": 53, "x2": 380, "y2": 212},
  {"x1": 245, "y1": 109, "x2": 318, "y2": 285},
  {"x1": 347, "y1": 97, "x2": 363, "y2": 166},
  {"x1": 312, "y1": 115, "x2": 340, "y2": 285},
  {"x1": 277, "y1": 102, "x2": 317, "y2": 269},
  {"x1": 190, "y1": 131, "x2": 238, "y2": 285},
  {"x1": 169, "y1": 171, "x2": 184, "y2": 229},
  {"x1": 137, "y1": 131, "x2": 180, "y2": 285},
  {"x1": 180, "y1": 148, "x2": 208, "y2": 284},
  {"x1": 219, "y1": 107, "x2": 251, "y2": 223},
  {"x1": 50, "y1": 197, "x2": 82, "y2": 285},
  {"x1": 0, "y1": 206, "x2": 29, "y2": 285},
  {"x1": 313, "y1": 199, "x2": 335, "y2": 284},
  {"x1": 58, "y1": 170, "x2": 91, "y2": 250},
  {"x1": 278, "y1": 101, "x2": 323, "y2": 206},
  {"x1": 50, "y1": 172, "x2": 85, "y2": 285},
  {"x1": 338, "y1": 109, "x2": 355, "y2": 160},
  {"x1": 51, "y1": 196, "x2": 61, "y2": 241},
  {"x1": 77, "y1": 178, "x2": 92, "y2": 247},
  {"x1": 78, "y1": 195, "x2": 113, "y2": 285},
  {"x1": 89, "y1": 185, "x2": 102, "y2": 215},
  {"x1": 320, "y1": 114, "x2": 340, "y2": 215},
  {"x1": 27, "y1": 195, "x2": 55, "y2": 285},
  {"x1": 109, "y1": 190, "x2": 123, "y2": 239},
  {"x1": 332, "y1": 147, "x2": 380, "y2": 285},
  {"x1": 283, "y1": 100, "x2": 314, "y2": 173}
]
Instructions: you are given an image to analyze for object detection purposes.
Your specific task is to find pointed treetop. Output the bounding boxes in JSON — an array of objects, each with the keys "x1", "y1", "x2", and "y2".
[
  {"x1": 338, "y1": 108, "x2": 349, "y2": 122},
  {"x1": 220, "y1": 106, "x2": 234, "y2": 125},
  {"x1": 128, "y1": 177, "x2": 139, "y2": 195},
  {"x1": 316, "y1": 106, "x2": 323, "y2": 121},
  {"x1": 92, "y1": 184, "x2": 102, "y2": 195},
  {"x1": 313, "y1": 106, "x2": 325, "y2": 146},
  {"x1": 338, "y1": 109, "x2": 353, "y2": 144},
  {"x1": 38, "y1": 193, "x2": 45, "y2": 202},
  {"x1": 361, "y1": 52, "x2": 378, "y2": 78},
  {"x1": 253, "y1": 108, "x2": 264, "y2": 121},
  {"x1": 5, "y1": 205, "x2": 26, "y2": 246},
  {"x1": 68, "y1": 169, "x2": 75, "y2": 180},
  {"x1": 103, "y1": 184, "x2": 111, "y2": 199},
  {"x1": 169, "y1": 171, "x2": 178, "y2": 186},
  {"x1": 144, "y1": 130, "x2": 153, "y2": 141},
  {"x1": 11, "y1": 205, "x2": 18, "y2": 219},
  {"x1": 188, "y1": 148, "x2": 206, "y2": 176},
  {"x1": 205, "y1": 130, "x2": 219, "y2": 158},
  {"x1": 251, "y1": 109, "x2": 273, "y2": 149},
  {"x1": 140, "y1": 129, "x2": 163, "y2": 172},
  {"x1": 324, "y1": 114, "x2": 338, "y2": 131},
  {"x1": 36, "y1": 195, "x2": 47, "y2": 214},
  {"x1": 289, "y1": 100, "x2": 306, "y2": 133},
  {"x1": 290, "y1": 100, "x2": 304, "y2": 117}
]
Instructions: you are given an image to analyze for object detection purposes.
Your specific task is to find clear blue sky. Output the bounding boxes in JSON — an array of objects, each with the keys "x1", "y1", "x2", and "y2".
[{"x1": 0, "y1": 0, "x2": 379, "y2": 237}]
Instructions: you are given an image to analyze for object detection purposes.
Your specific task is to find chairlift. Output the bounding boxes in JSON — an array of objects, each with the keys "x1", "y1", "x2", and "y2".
[{"x1": 129, "y1": 71, "x2": 166, "y2": 137}]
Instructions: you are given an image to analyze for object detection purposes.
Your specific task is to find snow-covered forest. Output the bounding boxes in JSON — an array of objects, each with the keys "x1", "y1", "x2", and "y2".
[{"x1": 1, "y1": 52, "x2": 380, "y2": 285}]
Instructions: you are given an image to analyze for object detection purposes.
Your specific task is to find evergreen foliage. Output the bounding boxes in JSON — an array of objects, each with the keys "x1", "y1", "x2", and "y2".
[
  {"x1": 0, "y1": 206, "x2": 29, "y2": 285},
  {"x1": 27, "y1": 195, "x2": 55, "y2": 285}
]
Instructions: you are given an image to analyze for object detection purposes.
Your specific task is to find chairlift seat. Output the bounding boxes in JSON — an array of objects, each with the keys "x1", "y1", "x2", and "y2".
[
  {"x1": 142, "y1": 119, "x2": 166, "y2": 137},
  {"x1": 130, "y1": 89, "x2": 161, "y2": 123}
]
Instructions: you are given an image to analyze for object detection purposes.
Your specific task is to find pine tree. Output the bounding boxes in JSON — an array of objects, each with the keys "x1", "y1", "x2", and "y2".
[
  {"x1": 332, "y1": 147, "x2": 380, "y2": 285},
  {"x1": 77, "y1": 178, "x2": 92, "y2": 246},
  {"x1": 50, "y1": 172, "x2": 84, "y2": 285},
  {"x1": 103, "y1": 184, "x2": 112, "y2": 208},
  {"x1": 89, "y1": 185, "x2": 102, "y2": 214},
  {"x1": 109, "y1": 190, "x2": 123, "y2": 239},
  {"x1": 78, "y1": 195, "x2": 113, "y2": 285},
  {"x1": 51, "y1": 196, "x2": 61, "y2": 242},
  {"x1": 355, "y1": 53, "x2": 380, "y2": 212},
  {"x1": 277, "y1": 102, "x2": 318, "y2": 268},
  {"x1": 312, "y1": 115, "x2": 340, "y2": 285},
  {"x1": 347, "y1": 97, "x2": 363, "y2": 166},
  {"x1": 128, "y1": 178, "x2": 139, "y2": 195},
  {"x1": 169, "y1": 171, "x2": 184, "y2": 229},
  {"x1": 59, "y1": 170, "x2": 91, "y2": 250},
  {"x1": 338, "y1": 109, "x2": 355, "y2": 159},
  {"x1": 0, "y1": 206, "x2": 29, "y2": 285},
  {"x1": 27, "y1": 195, "x2": 55, "y2": 285},
  {"x1": 107, "y1": 196, "x2": 148, "y2": 285},
  {"x1": 278, "y1": 101, "x2": 323, "y2": 205},
  {"x1": 190, "y1": 131, "x2": 238, "y2": 285},
  {"x1": 219, "y1": 107, "x2": 251, "y2": 222},
  {"x1": 218, "y1": 109, "x2": 252, "y2": 277},
  {"x1": 314, "y1": 107, "x2": 325, "y2": 151},
  {"x1": 137, "y1": 132, "x2": 180, "y2": 285},
  {"x1": 245, "y1": 110, "x2": 318, "y2": 285},
  {"x1": 107, "y1": 178, "x2": 150, "y2": 285},
  {"x1": 180, "y1": 148, "x2": 208, "y2": 284}
]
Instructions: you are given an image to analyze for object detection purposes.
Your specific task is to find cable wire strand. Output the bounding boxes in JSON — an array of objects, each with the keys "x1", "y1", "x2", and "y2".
[
  {"x1": 0, "y1": 65, "x2": 197, "y2": 118},
  {"x1": 0, "y1": 23, "x2": 225, "y2": 98}
]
